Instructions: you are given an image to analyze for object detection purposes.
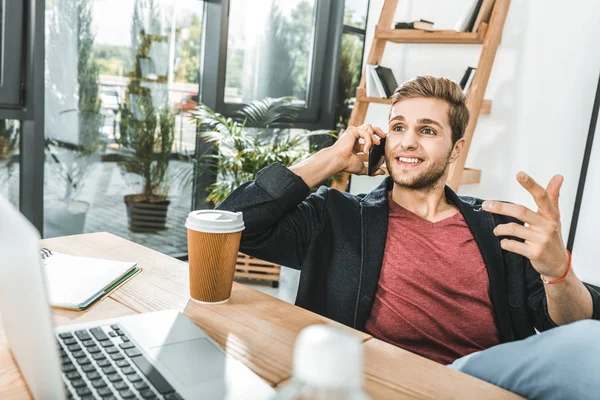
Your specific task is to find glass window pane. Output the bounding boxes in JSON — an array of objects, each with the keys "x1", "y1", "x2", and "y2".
[
  {"x1": 0, "y1": 2, "x2": 3, "y2": 76},
  {"x1": 225, "y1": 0, "x2": 317, "y2": 105},
  {"x1": 344, "y1": 0, "x2": 369, "y2": 29},
  {"x1": 336, "y1": 33, "x2": 364, "y2": 128},
  {"x1": 44, "y1": 0, "x2": 203, "y2": 256},
  {"x1": 0, "y1": 120, "x2": 20, "y2": 207}
]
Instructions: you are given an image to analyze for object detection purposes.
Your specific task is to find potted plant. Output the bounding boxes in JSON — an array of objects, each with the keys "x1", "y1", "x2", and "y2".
[
  {"x1": 188, "y1": 97, "x2": 335, "y2": 205},
  {"x1": 43, "y1": 105, "x2": 105, "y2": 236},
  {"x1": 118, "y1": 99, "x2": 175, "y2": 232},
  {"x1": 44, "y1": 136, "x2": 99, "y2": 237},
  {"x1": 117, "y1": 27, "x2": 175, "y2": 233},
  {"x1": 184, "y1": 97, "x2": 334, "y2": 287},
  {"x1": 43, "y1": 0, "x2": 104, "y2": 237}
]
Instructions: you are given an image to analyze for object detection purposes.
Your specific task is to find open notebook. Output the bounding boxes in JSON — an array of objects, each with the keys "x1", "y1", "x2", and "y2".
[{"x1": 40, "y1": 248, "x2": 141, "y2": 311}]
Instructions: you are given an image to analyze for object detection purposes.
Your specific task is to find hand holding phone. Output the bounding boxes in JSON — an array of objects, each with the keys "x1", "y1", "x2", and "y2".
[
  {"x1": 326, "y1": 124, "x2": 386, "y2": 177},
  {"x1": 368, "y1": 137, "x2": 386, "y2": 176}
]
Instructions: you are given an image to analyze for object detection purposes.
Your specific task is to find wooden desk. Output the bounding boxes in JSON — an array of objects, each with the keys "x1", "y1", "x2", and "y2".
[{"x1": 0, "y1": 233, "x2": 522, "y2": 399}]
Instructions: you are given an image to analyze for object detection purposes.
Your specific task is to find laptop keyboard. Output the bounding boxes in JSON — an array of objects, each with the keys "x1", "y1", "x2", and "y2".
[{"x1": 57, "y1": 324, "x2": 184, "y2": 400}]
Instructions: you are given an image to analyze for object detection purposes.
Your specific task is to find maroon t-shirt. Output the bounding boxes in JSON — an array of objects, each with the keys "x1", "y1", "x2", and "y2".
[{"x1": 365, "y1": 197, "x2": 500, "y2": 365}]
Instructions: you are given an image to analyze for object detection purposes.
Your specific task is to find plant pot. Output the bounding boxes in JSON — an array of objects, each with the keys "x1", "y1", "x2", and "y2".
[
  {"x1": 124, "y1": 194, "x2": 171, "y2": 233},
  {"x1": 44, "y1": 200, "x2": 90, "y2": 237}
]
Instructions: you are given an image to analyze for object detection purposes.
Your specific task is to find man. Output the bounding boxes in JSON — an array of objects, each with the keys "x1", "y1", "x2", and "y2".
[{"x1": 218, "y1": 76, "x2": 600, "y2": 398}]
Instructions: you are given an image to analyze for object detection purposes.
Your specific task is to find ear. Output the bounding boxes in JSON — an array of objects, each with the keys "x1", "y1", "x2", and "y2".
[{"x1": 449, "y1": 138, "x2": 465, "y2": 163}]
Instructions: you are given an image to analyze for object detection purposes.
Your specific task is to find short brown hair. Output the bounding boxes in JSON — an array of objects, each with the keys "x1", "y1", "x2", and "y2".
[{"x1": 390, "y1": 76, "x2": 469, "y2": 145}]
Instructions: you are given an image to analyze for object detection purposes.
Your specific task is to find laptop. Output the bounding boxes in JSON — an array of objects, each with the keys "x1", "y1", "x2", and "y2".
[{"x1": 0, "y1": 195, "x2": 275, "y2": 400}]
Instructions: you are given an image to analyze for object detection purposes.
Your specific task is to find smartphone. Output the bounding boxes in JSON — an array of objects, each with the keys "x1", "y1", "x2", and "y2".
[{"x1": 368, "y1": 137, "x2": 386, "y2": 176}]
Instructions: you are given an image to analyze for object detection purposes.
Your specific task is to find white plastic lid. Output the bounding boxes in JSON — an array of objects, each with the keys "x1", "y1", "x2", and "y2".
[
  {"x1": 293, "y1": 325, "x2": 363, "y2": 389},
  {"x1": 185, "y1": 210, "x2": 245, "y2": 233}
]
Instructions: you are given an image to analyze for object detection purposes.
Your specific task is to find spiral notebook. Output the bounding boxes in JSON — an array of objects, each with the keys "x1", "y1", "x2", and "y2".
[{"x1": 40, "y1": 248, "x2": 141, "y2": 311}]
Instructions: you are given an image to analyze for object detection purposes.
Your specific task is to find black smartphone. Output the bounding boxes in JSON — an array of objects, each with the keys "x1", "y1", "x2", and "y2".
[{"x1": 368, "y1": 137, "x2": 386, "y2": 176}]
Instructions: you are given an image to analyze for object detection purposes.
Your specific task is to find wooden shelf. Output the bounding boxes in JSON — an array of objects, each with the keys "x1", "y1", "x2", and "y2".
[
  {"x1": 356, "y1": 95, "x2": 492, "y2": 115},
  {"x1": 480, "y1": 99, "x2": 492, "y2": 114},
  {"x1": 356, "y1": 96, "x2": 391, "y2": 104},
  {"x1": 375, "y1": 26, "x2": 485, "y2": 44},
  {"x1": 460, "y1": 168, "x2": 481, "y2": 185}
]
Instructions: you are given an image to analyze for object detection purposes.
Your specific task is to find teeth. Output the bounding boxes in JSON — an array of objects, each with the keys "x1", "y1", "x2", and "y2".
[{"x1": 398, "y1": 157, "x2": 421, "y2": 163}]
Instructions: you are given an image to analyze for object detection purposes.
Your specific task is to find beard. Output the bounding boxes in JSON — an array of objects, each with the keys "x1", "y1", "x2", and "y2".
[{"x1": 385, "y1": 149, "x2": 452, "y2": 192}]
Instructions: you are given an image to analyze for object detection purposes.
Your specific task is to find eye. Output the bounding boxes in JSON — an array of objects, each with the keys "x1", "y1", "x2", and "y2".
[
  {"x1": 392, "y1": 124, "x2": 406, "y2": 132},
  {"x1": 421, "y1": 127, "x2": 436, "y2": 135}
]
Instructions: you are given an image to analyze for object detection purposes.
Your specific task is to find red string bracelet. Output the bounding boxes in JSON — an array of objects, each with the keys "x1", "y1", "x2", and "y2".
[{"x1": 541, "y1": 250, "x2": 572, "y2": 284}]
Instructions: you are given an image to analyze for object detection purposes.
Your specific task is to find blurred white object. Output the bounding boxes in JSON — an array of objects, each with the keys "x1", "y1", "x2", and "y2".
[{"x1": 273, "y1": 325, "x2": 371, "y2": 400}]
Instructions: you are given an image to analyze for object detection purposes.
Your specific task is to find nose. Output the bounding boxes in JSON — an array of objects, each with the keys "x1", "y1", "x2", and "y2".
[{"x1": 400, "y1": 128, "x2": 418, "y2": 150}]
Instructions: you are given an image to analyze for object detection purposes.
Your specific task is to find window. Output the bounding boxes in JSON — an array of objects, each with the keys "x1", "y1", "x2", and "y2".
[
  {"x1": 336, "y1": 0, "x2": 370, "y2": 129},
  {"x1": 344, "y1": 0, "x2": 369, "y2": 29},
  {"x1": 216, "y1": 0, "x2": 335, "y2": 123},
  {"x1": 0, "y1": 1, "x2": 26, "y2": 107},
  {"x1": 44, "y1": 0, "x2": 205, "y2": 257},
  {"x1": 225, "y1": 0, "x2": 317, "y2": 105}
]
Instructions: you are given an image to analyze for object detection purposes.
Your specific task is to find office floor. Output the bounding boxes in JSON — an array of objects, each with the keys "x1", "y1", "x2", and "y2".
[{"x1": 238, "y1": 266, "x2": 300, "y2": 305}]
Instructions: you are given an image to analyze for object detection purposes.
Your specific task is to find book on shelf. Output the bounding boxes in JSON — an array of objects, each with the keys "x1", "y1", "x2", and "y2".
[
  {"x1": 455, "y1": 0, "x2": 483, "y2": 32},
  {"x1": 375, "y1": 66, "x2": 398, "y2": 98},
  {"x1": 472, "y1": 0, "x2": 495, "y2": 32},
  {"x1": 365, "y1": 64, "x2": 398, "y2": 99},
  {"x1": 394, "y1": 19, "x2": 434, "y2": 31},
  {"x1": 366, "y1": 64, "x2": 386, "y2": 98},
  {"x1": 459, "y1": 67, "x2": 477, "y2": 95}
]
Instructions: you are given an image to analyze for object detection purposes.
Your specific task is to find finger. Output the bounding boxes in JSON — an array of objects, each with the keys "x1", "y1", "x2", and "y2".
[
  {"x1": 345, "y1": 127, "x2": 360, "y2": 152},
  {"x1": 516, "y1": 172, "x2": 556, "y2": 216},
  {"x1": 493, "y1": 222, "x2": 544, "y2": 243},
  {"x1": 357, "y1": 126, "x2": 374, "y2": 153},
  {"x1": 359, "y1": 124, "x2": 384, "y2": 145},
  {"x1": 372, "y1": 126, "x2": 387, "y2": 139},
  {"x1": 373, "y1": 167, "x2": 386, "y2": 176},
  {"x1": 545, "y1": 174, "x2": 564, "y2": 211},
  {"x1": 482, "y1": 201, "x2": 547, "y2": 226},
  {"x1": 363, "y1": 125, "x2": 384, "y2": 147},
  {"x1": 346, "y1": 127, "x2": 363, "y2": 153},
  {"x1": 359, "y1": 124, "x2": 374, "y2": 134},
  {"x1": 499, "y1": 239, "x2": 536, "y2": 259}
]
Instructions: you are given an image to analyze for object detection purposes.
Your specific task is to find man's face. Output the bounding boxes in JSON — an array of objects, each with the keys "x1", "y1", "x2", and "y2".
[{"x1": 384, "y1": 97, "x2": 461, "y2": 191}]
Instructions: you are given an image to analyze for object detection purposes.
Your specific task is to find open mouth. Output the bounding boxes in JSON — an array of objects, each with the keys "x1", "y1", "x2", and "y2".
[{"x1": 396, "y1": 156, "x2": 424, "y2": 168}]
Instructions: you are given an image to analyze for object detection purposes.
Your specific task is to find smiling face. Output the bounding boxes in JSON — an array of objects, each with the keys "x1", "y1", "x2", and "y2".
[{"x1": 384, "y1": 97, "x2": 464, "y2": 192}]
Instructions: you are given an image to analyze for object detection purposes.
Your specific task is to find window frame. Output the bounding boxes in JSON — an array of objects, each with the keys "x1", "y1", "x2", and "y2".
[
  {"x1": 0, "y1": 0, "x2": 26, "y2": 109},
  {"x1": 202, "y1": 0, "x2": 345, "y2": 129}
]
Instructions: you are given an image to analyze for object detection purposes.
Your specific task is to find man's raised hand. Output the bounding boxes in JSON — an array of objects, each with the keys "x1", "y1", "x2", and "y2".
[{"x1": 483, "y1": 172, "x2": 570, "y2": 281}]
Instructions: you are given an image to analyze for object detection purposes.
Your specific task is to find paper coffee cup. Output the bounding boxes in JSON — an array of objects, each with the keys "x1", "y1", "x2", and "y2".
[{"x1": 186, "y1": 210, "x2": 245, "y2": 304}]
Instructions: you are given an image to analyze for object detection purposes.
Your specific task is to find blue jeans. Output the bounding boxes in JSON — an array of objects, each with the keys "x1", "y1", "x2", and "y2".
[{"x1": 449, "y1": 320, "x2": 600, "y2": 399}]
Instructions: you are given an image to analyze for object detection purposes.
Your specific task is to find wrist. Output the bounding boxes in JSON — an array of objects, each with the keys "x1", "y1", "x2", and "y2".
[
  {"x1": 541, "y1": 250, "x2": 572, "y2": 284},
  {"x1": 320, "y1": 146, "x2": 346, "y2": 176},
  {"x1": 290, "y1": 148, "x2": 343, "y2": 188}
]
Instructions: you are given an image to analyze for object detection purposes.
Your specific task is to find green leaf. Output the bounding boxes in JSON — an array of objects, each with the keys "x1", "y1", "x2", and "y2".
[
  {"x1": 237, "y1": 97, "x2": 302, "y2": 128},
  {"x1": 185, "y1": 100, "x2": 338, "y2": 205}
]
